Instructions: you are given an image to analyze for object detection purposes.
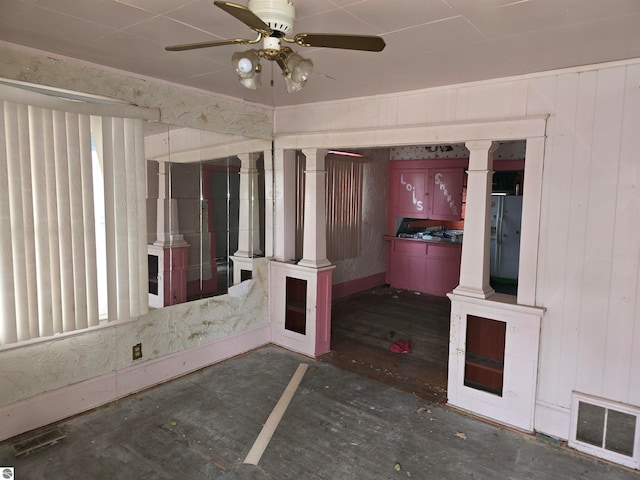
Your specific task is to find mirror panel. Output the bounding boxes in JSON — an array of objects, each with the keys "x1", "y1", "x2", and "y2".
[{"x1": 144, "y1": 122, "x2": 267, "y2": 307}]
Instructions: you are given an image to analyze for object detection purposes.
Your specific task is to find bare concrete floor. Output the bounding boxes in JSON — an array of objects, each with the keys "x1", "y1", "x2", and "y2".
[{"x1": 0, "y1": 346, "x2": 636, "y2": 479}]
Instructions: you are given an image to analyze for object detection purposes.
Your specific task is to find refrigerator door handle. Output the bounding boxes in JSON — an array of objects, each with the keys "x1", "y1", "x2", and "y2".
[{"x1": 496, "y1": 197, "x2": 504, "y2": 245}]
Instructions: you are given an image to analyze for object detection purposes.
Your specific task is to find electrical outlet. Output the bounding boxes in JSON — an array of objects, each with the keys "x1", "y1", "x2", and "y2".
[{"x1": 132, "y1": 343, "x2": 142, "y2": 360}]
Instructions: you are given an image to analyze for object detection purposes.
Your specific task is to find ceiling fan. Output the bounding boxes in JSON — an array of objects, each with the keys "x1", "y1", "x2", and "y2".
[{"x1": 165, "y1": 0, "x2": 386, "y2": 92}]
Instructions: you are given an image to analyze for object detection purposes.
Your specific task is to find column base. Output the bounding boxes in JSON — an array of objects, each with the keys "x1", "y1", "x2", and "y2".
[
  {"x1": 452, "y1": 284, "x2": 495, "y2": 299},
  {"x1": 297, "y1": 258, "x2": 332, "y2": 269},
  {"x1": 233, "y1": 249, "x2": 263, "y2": 258},
  {"x1": 229, "y1": 255, "x2": 257, "y2": 285},
  {"x1": 153, "y1": 236, "x2": 188, "y2": 248}
]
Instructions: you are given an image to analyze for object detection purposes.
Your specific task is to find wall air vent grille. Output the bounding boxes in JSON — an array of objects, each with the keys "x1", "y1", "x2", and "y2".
[{"x1": 569, "y1": 392, "x2": 640, "y2": 470}]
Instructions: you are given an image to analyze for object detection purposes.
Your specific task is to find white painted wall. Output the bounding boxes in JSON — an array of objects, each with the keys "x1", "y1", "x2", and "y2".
[
  {"x1": 534, "y1": 62, "x2": 640, "y2": 434},
  {"x1": 274, "y1": 59, "x2": 640, "y2": 439}
]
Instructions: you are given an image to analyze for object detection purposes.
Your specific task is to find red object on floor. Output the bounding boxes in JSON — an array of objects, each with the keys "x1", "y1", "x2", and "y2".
[{"x1": 389, "y1": 340, "x2": 411, "y2": 354}]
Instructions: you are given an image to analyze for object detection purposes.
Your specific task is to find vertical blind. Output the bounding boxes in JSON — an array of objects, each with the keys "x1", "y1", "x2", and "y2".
[
  {"x1": 0, "y1": 98, "x2": 149, "y2": 346},
  {"x1": 326, "y1": 157, "x2": 363, "y2": 262},
  {"x1": 294, "y1": 153, "x2": 364, "y2": 262}
]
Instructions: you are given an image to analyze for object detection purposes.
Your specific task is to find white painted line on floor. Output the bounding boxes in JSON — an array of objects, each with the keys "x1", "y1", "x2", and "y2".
[{"x1": 243, "y1": 363, "x2": 309, "y2": 465}]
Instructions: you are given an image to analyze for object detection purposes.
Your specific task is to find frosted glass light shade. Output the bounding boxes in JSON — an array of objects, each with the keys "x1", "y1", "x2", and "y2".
[
  {"x1": 284, "y1": 52, "x2": 313, "y2": 93},
  {"x1": 232, "y1": 50, "x2": 261, "y2": 79},
  {"x1": 240, "y1": 74, "x2": 261, "y2": 90}
]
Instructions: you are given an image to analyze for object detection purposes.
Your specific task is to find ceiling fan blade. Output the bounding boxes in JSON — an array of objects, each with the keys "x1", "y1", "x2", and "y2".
[
  {"x1": 165, "y1": 38, "x2": 253, "y2": 51},
  {"x1": 214, "y1": 1, "x2": 272, "y2": 35},
  {"x1": 294, "y1": 33, "x2": 386, "y2": 52}
]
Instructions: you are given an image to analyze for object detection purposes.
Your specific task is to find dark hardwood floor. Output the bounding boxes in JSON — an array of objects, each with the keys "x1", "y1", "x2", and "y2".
[{"x1": 321, "y1": 286, "x2": 451, "y2": 404}]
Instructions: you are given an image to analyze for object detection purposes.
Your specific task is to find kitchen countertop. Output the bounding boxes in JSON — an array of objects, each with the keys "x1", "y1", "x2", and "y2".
[{"x1": 384, "y1": 235, "x2": 463, "y2": 245}]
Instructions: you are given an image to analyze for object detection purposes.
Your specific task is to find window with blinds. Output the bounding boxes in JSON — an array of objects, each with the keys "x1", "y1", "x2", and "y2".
[
  {"x1": 295, "y1": 152, "x2": 364, "y2": 262},
  {"x1": 325, "y1": 156, "x2": 363, "y2": 261},
  {"x1": 0, "y1": 87, "x2": 154, "y2": 346}
]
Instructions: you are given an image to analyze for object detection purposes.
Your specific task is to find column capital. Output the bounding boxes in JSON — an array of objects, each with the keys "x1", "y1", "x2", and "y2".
[
  {"x1": 300, "y1": 148, "x2": 329, "y2": 158},
  {"x1": 465, "y1": 139, "x2": 498, "y2": 153},
  {"x1": 466, "y1": 140, "x2": 498, "y2": 171},
  {"x1": 301, "y1": 148, "x2": 329, "y2": 170},
  {"x1": 236, "y1": 151, "x2": 261, "y2": 170}
]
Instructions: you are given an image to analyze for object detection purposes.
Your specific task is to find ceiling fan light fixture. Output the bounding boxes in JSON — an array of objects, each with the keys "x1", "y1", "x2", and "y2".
[
  {"x1": 169, "y1": 1, "x2": 385, "y2": 94},
  {"x1": 283, "y1": 51, "x2": 312, "y2": 92},
  {"x1": 248, "y1": 0, "x2": 295, "y2": 36},
  {"x1": 288, "y1": 53, "x2": 313, "y2": 83},
  {"x1": 283, "y1": 74, "x2": 303, "y2": 93},
  {"x1": 232, "y1": 49, "x2": 261, "y2": 78},
  {"x1": 240, "y1": 74, "x2": 261, "y2": 89}
]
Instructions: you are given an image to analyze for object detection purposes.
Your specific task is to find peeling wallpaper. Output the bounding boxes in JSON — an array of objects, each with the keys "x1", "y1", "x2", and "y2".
[
  {"x1": 0, "y1": 259, "x2": 270, "y2": 408},
  {"x1": 0, "y1": 43, "x2": 273, "y2": 139},
  {"x1": 390, "y1": 141, "x2": 526, "y2": 161}
]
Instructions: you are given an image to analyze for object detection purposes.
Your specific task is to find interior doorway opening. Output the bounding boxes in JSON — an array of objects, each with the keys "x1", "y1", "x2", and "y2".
[{"x1": 323, "y1": 286, "x2": 450, "y2": 404}]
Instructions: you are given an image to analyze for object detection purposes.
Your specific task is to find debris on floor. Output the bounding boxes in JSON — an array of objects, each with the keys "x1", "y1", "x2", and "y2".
[
  {"x1": 455, "y1": 431, "x2": 468, "y2": 440},
  {"x1": 389, "y1": 340, "x2": 411, "y2": 354}
]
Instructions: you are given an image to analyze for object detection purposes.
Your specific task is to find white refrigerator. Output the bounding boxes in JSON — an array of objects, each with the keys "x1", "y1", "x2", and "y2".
[{"x1": 490, "y1": 195, "x2": 522, "y2": 281}]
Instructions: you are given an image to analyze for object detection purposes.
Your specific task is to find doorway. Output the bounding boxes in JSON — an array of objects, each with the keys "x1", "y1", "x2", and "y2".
[{"x1": 322, "y1": 286, "x2": 450, "y2": 404}]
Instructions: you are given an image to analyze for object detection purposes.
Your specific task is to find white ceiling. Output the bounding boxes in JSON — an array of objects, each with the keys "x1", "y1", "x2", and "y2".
[{"x1": 2, "y1": 0, "x2": 640, "y2": 108}]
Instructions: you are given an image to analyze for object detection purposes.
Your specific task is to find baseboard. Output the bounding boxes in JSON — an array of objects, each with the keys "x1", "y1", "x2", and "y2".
[
  {"x1": 332, "y1": 273, "x2": 386, "y2": 300},
  {"x1": 534, "y1": 400, "x2": 570, "y2": 441},
  {"x1": 0, "y1": 324, "x2": 271, "y2": 442}
]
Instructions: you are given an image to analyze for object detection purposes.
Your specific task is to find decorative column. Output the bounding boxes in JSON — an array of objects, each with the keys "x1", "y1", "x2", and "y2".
[
  {"x1": 263, "y1": 148, "x2": 274, "y2": 259},
  {"x1": 153, "y1": 161, "x2": 188, "y2": 248},
  {"x1": 453, "y1": 140, "x2": 496, "y2": 299},
  {"x1": 234, "y1": 152, "x2": 262, "y2": 257},
  {"x1": 298, "y1": 148, "x2": 331, "y2": 269},
  {"x1": 272, "y1": 148, "x2": 297, "y2": 262},
  {"x1": 231, "y1": 151, "x2": 263, "y2": 284},
  {"x1": 148, "y1": 161, "x2": 189, "y2": 307},
  {"x1": 268, "y1": 148, "x2": 334, "y2": 358}
]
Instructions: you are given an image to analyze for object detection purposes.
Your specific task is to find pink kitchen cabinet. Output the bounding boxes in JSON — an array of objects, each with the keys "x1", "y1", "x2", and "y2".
[
  {"x1": 390, "y1": 169, "x2": 429, "y2": 219},
  {"x1": 388, "y1": 239, "x2": 427, "y2": 291},
  {"x1": 386, "y1": 238, "x2": 461, "y2": 296},
  {"x1": 423, "y1": 243, "x2": 462, "y2": 295},
  {"x1": 388, "y1": 161, "x2": 466, "y2": 234},
  {"x1": 428, "y1": 168, "x2": 464, "y2": 221}
]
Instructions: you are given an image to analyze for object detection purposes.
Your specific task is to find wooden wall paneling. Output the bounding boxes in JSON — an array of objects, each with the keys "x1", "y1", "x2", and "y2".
[
  {"x1": 536, "y1": 73, "x2": 578, "y2": 406},
  {"x1": 454, "y1": 81, "x2": 529, "y2": 122},
  {"x1": 525, "y1": 75, "x2": 558, "y2": 117},
  {"x1": 631, "y1": 273, "x2": 640, "y2": 407},
  {"x1": 346, "y1": 97, "x2": 398, "y2": 129},
  {"x1": 507, "y1": 80, "x2": 531, "y2": 118},
  {"x1": 557, "y1": 70, "x2": 598, "y2": 407},
  {"x1": 575, "y1": 66, "x2": 627, "y2": 397},
  {"x1": 396, "y1": 89, "x2": 458, "y2": 126},
  {"x1": 625, "y1": 63, "x2": 640, "y2": 407},
  {"x1": 603, "y1": 63, "x2": 640, "y2": 404}
]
